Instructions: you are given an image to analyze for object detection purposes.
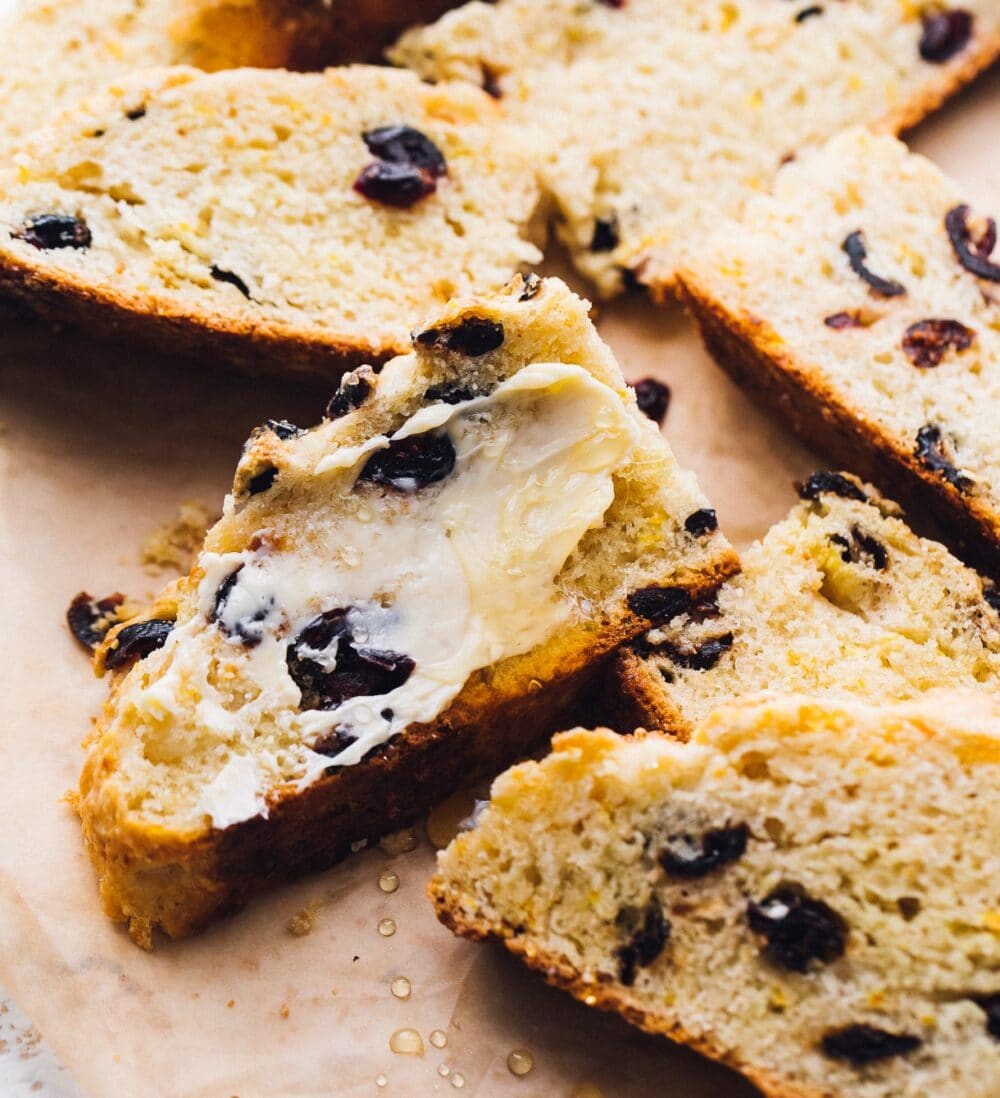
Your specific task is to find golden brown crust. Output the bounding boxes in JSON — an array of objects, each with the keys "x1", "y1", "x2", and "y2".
[
  {"x1": 0, "y1": 252, "x2": 395, "y2": 381},
  {"x1": 641, "y1": 28, "x2": 1000, "y2": 302},
  {"x1": 79, "y1": 554, "x2": 739, "y2": 943},
  {"x1": 603, "y1": 647, "x2": 693, "y2": 739},
  {"x1": 676, "y1": 278, "x2": 1000, "y2": 571},
  {"x1": 428, "y1": 879, "x2": 827, "y2": 1098}
]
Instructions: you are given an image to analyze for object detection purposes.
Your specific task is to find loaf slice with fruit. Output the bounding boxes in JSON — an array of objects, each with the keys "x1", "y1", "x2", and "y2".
[
  {"x1": 431, "y1": 691, "x2": 1000, "y2": 1098},
  {"x1": 0, "y1": 0, "x2": 457, "y2": 155},
  {"x1": 0, "y1": 64, "x2": 542, "y2": 376},
  {"x1": 77, "y1": 276, "x2": 738, "y2": 946},
  {"x1": 677, "y1": 127, "x2": 1000, "y2": 565},
  {"x1": 613, "y1": 471, "x2": 1000, "y2": 738},
  {"x1": 392, "y1": 0, "x2": 1000, "y2": 297}
]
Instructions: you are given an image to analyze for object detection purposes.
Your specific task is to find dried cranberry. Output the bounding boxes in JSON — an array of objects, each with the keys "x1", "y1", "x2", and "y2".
[
  {"x1": 684, "y1": 509, "x2": 718, "y2": 537},
  {"x1": 353, "y1": 161, "x2": 437, "y2": 208},
  {"x1": 633, "y1": 378, "x2": 671, "y2": 425},
  {"x1": 415, "y1": 317, "x2": 505, "y2": 356},
  {"x1": 627, "y1": 586, "x2": 691, "y2": 625},
  {"x1": 287, "y1": 608, "x2": 414, "y2": 711},
  {"x1": 902, "y1": 318, "x2": 975, "y2": 367},
  {"x1": 210, "y1": 264, "x2": 251, "y2": 299},
  {"x1": 212, "y1": 566, "x2": 274, "y2": 647},
  {"x1": 747, "y1": 882, "x2": 848, "y2": 972},
  {"x1": 945, "y1": 204, "x2": 1000, "y2": 282},
  {"x1": 821, "y1": 1025, "x2": 921, "y2": 1065},
  {"x1": 326, "y1": 372, "x2": 373, "y2": 419},
  {"x1": 518, "y1": 273, "x2": 541, "y2": 301},
  {"x1": 798, "y1": 471, "x2": 868, "y2": 503},
  {"x1": 824, "y1": 311, "x2": 865, "y2": 330},
  {"x1": 125, "y1": 105, "x2": 146, "y2": 120},
  {"x1": 424, "y1": 381, "x2": 481, "y2": 404},
  {"x1": 104, "y1": 619, "x2": 174, "y2": 669},
  {"x1": 919, "y1": 9, "x2": 973, "y2": 63},
  {"x1": 795, "y1": 4, "x2": 823, "y2": 20},
  {"x1": 661, "y1": 632, "x2": 734, "y2": 671},
  {"x1": 66, "y1": 591, "x2": 125, "y2": 651},
  {"x1": 358, "y1": 432, "x2": 456, "y2": 491},
  {"x1": 973, "y1": 993, "x2": 1000, "y2": 1039},
  {"x1": 481, "y1": 66, "x2": 503, "y2": 99},
  {"x1": 615, "y1": 898, "x2": 670, "y2": 986},
  {"x1": 590, "y1": 216, "x2": 619, "y2": 253},
  {"x1": 362, "y1": 125, "x2": 446, "y2": 178},
  {"x1": 247, "y1": 465, "x2": 279, "y2": 495},
  {"x1": 660, "y1": 823, "x2": 748, "y2": 878},
  {"x1": 841, "y1": 231, "x2": 906, "y2": 297},
  {"x1": 830, "y1": 526, "x2": 888, "y2": 571},
  {"x1": 15, "y1": 213, "x2": 91, "y2": 250},
  {"x1": 266, "y1": 419, "x2": 304, "y2": 440},
  {"x1": 915, "y1": 424, "x2": 973, "y2": 492}
]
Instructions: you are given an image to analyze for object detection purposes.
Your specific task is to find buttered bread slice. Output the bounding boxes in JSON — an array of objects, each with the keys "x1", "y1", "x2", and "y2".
[
  {"x1": 392, "y1": 0, "x2": 1000, "y2": 297},
  {"x1": 0, "y1": 65, "x2": 542, "y2": 376},
  {"x1": 614, "y1": 471, "x2": 1000, "y2": 738},
  {"x1": 431, "y1": 692, "x2": 1000, "y2": 1098},
  {"x1": 78, "y1": 276, "x2": 737, "y2": 945}
]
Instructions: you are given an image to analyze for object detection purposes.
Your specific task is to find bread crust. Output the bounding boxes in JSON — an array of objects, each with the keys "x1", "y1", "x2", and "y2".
[
  {"x1": 604, "y1": 646, "x2": 692, "y2": 738},
  {"x1": 428, "y1": 879, "x2": 825, "y2": 1098},
  {"x1": 676, "y1": 278, "x2": 1000, "y2": 570},
  {"x1": 641, "y1": 27, "x2": 1000, "y2": 299},
  {"x1": 0, "y1": 248, "x2": 399, "y2": 381},
  {"x1": 79, "y1": 556, "x2": 738, "y2": 946}
]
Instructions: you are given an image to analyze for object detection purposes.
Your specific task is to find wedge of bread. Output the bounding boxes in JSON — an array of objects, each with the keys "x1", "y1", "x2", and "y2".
[
  {"x1": 678, "y1": 128, "x2": 1000, "y2": 565},
  {"x1": 0, "y1": 0, "x2": 456, "y2": 154},
  {"x1": 431, "y1": 692, "x2": 1000, "y2": 1098},
  {"x1": 614, "y1": 471, "x2": 1000, "y2": 738},
  {"x1": 77, "y1": 276, "x2": 738, "y2": 946},
  {"x1": 392, "y1": 0, "x2": 1000, "y2": 297},
  {"x1": 0, "y1": 65, "x2": 543, "y2": 376}
]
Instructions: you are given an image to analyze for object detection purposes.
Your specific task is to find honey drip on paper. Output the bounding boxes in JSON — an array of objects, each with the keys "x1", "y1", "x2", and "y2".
[
  {"x1": 378, "y1": 870, "x2": 400, "y2": 894},
  {"x1": 389, "y1": 1028, "x2": 424, "y2": 1056},
  {"x1": 425, "y1": 789, "x2": 478, "y2": 848},
  {"x1": 507, "y1": 1049, "x2": 534, "y2": 1076},
  {"x1": 390, "y1": 976, "x2": 411, "y2": 1000},
  {"x1": 429, "y1": 1029, "x2": 448, "y2": 1048},
  {"x1": 378, "y1": 918, "x2": 396, "y2": 937}
]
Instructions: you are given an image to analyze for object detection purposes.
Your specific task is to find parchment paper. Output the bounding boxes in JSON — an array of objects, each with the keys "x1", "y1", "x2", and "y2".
[{"x1": 0, "y1": 69, "x2": 996, "y2": 1098}]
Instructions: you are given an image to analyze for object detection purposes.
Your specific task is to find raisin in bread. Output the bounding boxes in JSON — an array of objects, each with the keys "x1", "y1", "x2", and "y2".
[
  {"x1": 677, "y1": 128, "x2": 1000, "y2": 566},
  {"x1": 392, "y1": 0, "x2": 1000, "y2": 299},
  {"x1": 0, "y1": 0, "x2": 457, "y2": 155},
  {"x1": 431, "y1": 691, "x2": 1000, "y2": 1098},
  {"x1": 77, "y1": 276, "x2": 738, "y2": 946},
  {"x1": 0, "y1": 64, "x2": 543, "y2": 376},
  {"x1": 614, "y1": 471, "x2": 1000, "y2": 739}
]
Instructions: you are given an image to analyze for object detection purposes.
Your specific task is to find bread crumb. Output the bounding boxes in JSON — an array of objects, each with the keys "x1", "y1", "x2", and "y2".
[
  {"x1": 287, "y1": 904, "x2": 318, "y2": 938},
  {"x1": 141, "y1": 500, "x2": 213, "y2": 574}
]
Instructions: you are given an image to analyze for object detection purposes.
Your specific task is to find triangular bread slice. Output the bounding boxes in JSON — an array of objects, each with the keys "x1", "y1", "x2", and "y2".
[
  {"x1": 613, "y1": 470, "x2": 1000, "y2": 738},
  {"x1": 78, "y1": 276, "x2": 738, "y2": 946},
  {"x1": 430, "y1": 691, "x2": 1000, "y2": 1098},
  {"x1": 0, "y1": 65, "x2": 543, "y2": 376},
  {"x1": 392, "y1": 0, "x2": 1000, "y2": 297},
  {"x1": 0, "y1": 0, "x2": 458, "y2": 154}
]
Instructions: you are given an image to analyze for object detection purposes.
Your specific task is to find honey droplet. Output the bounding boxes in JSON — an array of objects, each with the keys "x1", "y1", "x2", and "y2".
[
  {"x1": 379, "y1": 829, "x2": 418, "y2": 855},
  {"x1": 375, "y1": 1074, "x2": 388, "y2": 1089},
  {"x1": 507, "y1": 1049, "x2": 534, "y2": 1076},
  {"x1": 378, "y1": 918, "x2": 396, "y2": 937},
  {"x1": 450, "y1": 1073, "x2": 465, "y2": 1089},
  {"x1": 389, "y1": 1028, "x2": 424, "y2": 1056},
  {"x1": 429, "y1": 1029, "x2": 448, "y2": 1048},
  {"x1": 378, "y1": 871, "x2": 400, "y2": 894},
  {"x1": 437, "y1": 1064, "x2": 451, "y2": 1077},
  {"x1": 390, "y1": 977, "x2": 411, "y2": 1000},
  {"x1": 426, "y1": 790, "x2": 478, "y2": 849}
]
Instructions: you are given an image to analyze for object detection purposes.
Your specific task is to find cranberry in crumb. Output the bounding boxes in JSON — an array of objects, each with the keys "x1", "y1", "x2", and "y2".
[
  {"x1": 66, "y1": 592, "x2": 125, "y2": 651},
  {"x1": 919, "y1": 9, "x2": 973, "y2": 63},
  {"x1": 416, "y1": 317, "x2": 505, "y2": 356},
  {"x1": 945, "y1": 204, "x2": 1000, "y2": 282},
  {"x1": 616, "y1": 898, "x2": 670, "y2": 986},
  {"x1": 16, "y1": 213, "x2": 91, "y2": 250},
  {"x1": 973, "y1": 993, "x2": 1000, "y2": 1039},
  {"x1": 841, "y1": 231, "x2": 906, "y2": 297},
  {"x1": 633, "y1": 378, "x2": 671, "y2": 424},
  {"x1": 821, "y1": 1025, "x2": 921, "y2": 1065},
  {"x1": 747, "y1": 882, "x2": 848, "y2": 972},
  {"x1": 353, "y1": 161, "x2": 438, "y2": 208},
  {"x1": 915, "y1": 424, "x2": 973, "y2": 492},
  {"x1": 358, "y1": 432, "x2": 456, "y2": 491},
  {"x1": 798, "y1": 471, "x2": 868, "y2": 502},
  {"x1": 590, "y1": 216, "x2": 620, "y2": 253},
  {"x1": 362, "y1": 125, "x2": 446, "y2": 178},
  {"x1": 660, "y1": 823, "x2": 749, "y2": 878},
  {"x1": 627, "y1": 586, "x2": 691, "y2": 625},
  {"x1": 326, "y1": 371, "x2": 373, "y2": 419},
  {"x1": 104, "y1": 619, "x2": 174, "y2": 669},
  {"x1": 902, "y1": 318, "x2": 975, "y2": 367},
  {"x1": 684, "y1": 508, "x2": 718, "y2": 537}
]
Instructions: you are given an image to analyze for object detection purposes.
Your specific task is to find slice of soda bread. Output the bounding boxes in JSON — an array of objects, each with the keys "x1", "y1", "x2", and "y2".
[
  {"x1": 678, "y1": 128, "x2": 1000, "y2": 565},
  {"x1": 430, "y1": 691, "x2": 1000, "y2": 1098},
  {"x1": 614, "y1": 471, "x2": 1000, "y2": 738},
  {"x1": 0, "y1": 0, "x2": 457, "y2": 154},
  {"x1": 77, "y1": 276, "x2": 738, "y2": 946},
  {"x1": 0, "y1": 64, "x2": 543, "y2": 376},
  {"x1": 392, "y1": 0, "x2": 1000, "y2": 298}
]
